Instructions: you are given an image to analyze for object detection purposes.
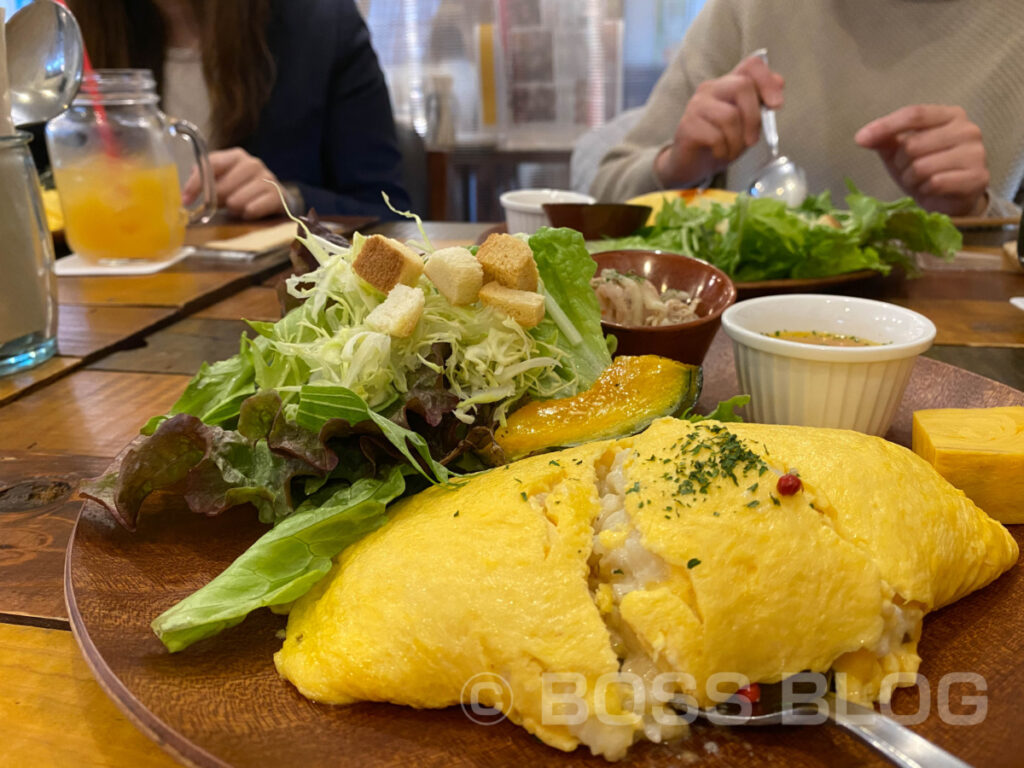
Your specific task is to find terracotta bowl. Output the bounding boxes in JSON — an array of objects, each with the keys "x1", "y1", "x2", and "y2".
[
  {"x1": 543, "y1": 202, "x2": 651, "y2": 239},
  {"x1": 592, "y1": 249, "x2": 737, "y2": 366}
]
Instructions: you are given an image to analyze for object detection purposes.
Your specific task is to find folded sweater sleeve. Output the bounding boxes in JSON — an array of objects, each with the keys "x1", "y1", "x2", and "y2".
[
  {"x1": 984, "y1": 190, "x2": 1023, "y2": 218},
  {"x1": 589, "y1": 0, "x2": 745, "y2": 201}
]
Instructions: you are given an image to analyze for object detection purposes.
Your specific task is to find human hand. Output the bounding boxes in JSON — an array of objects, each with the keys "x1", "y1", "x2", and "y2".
[
  {"x1": 855, "y1": 105, "x2": 990, "y2": 216},
  {"x1": 655, "y1": 53, "x2": 785, "y2": 188},
  {"x1": 183, "y1": 147, "x2": 286, "y2": 220}
]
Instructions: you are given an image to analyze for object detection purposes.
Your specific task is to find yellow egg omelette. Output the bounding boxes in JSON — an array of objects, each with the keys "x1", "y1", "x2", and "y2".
[{"x1": 274, "y1": 418, "x2": 1017, "y2": 760}]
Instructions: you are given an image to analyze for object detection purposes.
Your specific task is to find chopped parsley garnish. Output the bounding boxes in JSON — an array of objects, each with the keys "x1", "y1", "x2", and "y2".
[
  {"x1": 672, "y1": 427, "x2": 769, "y2": 491},
  {"x1": 687, "y1": 558, "x2": 701, "y2": 569},
  {"x1": 549, "y1": 459, "x2": 560, "y2": 466},
  {"x1": 612, "y1": 568, "x2": 624, "y2": 575},
  {"x1": 520, "y1": 491, "x2": 527, "y2": 502},
  {"x1": 626, "y1": 481, "x2": 641, "y2": 494},
  {"x1": 746, "y1": 500, "x2": 760, "y2": 508}
]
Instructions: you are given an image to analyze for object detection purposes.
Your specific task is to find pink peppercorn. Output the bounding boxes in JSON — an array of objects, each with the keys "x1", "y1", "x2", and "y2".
[{"x1": 776, "y1": 473, "x2": 802, "y2": 495}]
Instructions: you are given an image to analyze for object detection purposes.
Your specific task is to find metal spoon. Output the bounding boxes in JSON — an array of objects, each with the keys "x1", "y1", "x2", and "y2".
[
  {"x1": 678, "y1": 679, "x2": 971, "y2": 768},
  {"x1": 5, "y1": 0, "x2": 84, "y2": 126},
  {"x1": 747, "y1": 48, "x2": 808, "y2": 207}
]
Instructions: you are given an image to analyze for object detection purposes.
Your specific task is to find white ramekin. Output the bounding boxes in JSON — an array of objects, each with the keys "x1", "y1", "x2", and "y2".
[
  {"x1": 721, "y1": 294, "x2": 936, "y2": 435},
  {"x1": 500, "y1": 189, "x2": 595, "y2": 234}
]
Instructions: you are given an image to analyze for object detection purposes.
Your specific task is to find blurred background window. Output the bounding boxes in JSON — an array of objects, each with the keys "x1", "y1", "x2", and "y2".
[
  {"x1": 371, "y1": 0, "x2": 707, "y2": 219},
  {"x1": 357, "y1": 0, "x2": 705, "y2": 141},
  {"x1": 622, "y1": 0, "x2": 706, "y2": 109}
]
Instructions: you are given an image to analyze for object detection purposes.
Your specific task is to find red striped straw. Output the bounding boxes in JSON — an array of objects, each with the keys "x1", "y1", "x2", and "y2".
[{"x1": 55, "y1": 0, "x2": 118, "y2": 157}]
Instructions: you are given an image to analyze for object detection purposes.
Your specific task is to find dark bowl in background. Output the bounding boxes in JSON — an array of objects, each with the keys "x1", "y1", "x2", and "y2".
[
  {"x1": 543, "y1": 202, "x2": 651, "y2": 239},
  {"x1": 950, "y1": 215, "x2": 1019, "y2": 248},
  {"x1": 593, "y1": 249, "x2": 737, "y2": 366}
]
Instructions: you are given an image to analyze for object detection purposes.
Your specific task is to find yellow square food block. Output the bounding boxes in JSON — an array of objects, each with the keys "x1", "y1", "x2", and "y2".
[{"x1": 912, "y1": 407, "x2": 1024, "y2": 524}]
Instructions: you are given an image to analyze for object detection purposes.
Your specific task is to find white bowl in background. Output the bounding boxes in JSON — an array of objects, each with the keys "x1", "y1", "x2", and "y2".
[
  {"x1": 721, "y1": 294, "x2": 936, "y2": 435},
  {"x1": 500, "y1": 189, "x2": 595, "y2": 234}
]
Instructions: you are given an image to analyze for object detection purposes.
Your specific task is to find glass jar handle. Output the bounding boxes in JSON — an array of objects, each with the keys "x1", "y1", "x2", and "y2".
[{"x1": 168, "y1": 117, "x2": 216, "y2": 225}]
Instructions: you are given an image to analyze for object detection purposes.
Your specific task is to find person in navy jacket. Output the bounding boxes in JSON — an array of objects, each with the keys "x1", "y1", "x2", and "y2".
[{"x1": 68, "y1": 0, "x2": 411, "y2": 220}]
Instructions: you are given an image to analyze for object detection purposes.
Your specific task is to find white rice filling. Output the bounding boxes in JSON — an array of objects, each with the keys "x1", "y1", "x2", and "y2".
[{"x1": 562, "y1": 449, "x2": 688, "y2": 759}]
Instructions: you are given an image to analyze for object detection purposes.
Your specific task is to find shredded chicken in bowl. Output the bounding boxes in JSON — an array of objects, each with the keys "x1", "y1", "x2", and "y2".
[{"x1": 591, "y1": 268, "x2": 701, "y2": 327}]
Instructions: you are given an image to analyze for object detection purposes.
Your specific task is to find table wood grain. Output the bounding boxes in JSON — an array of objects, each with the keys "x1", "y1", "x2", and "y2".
[
  {"x1": 892, "y1": 298, "x2": 1024, "y2": 348},
  {"x1": 193, "y1": 286, "x2": 281, "y2": 322},
  {"x1": 87, "y1": 318, "x2": 255, "y2": 376},
  {"x1": 57, "y1": 305, "x2": 179, "y2": 359},
  {"x1": 0, "y1": 371, "x2": 189, "y2": 457},
  {"x1": 57, "y1": 270, "x2": 258, "y2": 309},
  {"x1": 0, "y1": 451, "x2": 112, "y2": 622},
  {"x1": 0, "y1": 356, "x2": 81, "y2": 407},
  {"x1": 0, "y1": 623, "x2": 180, "y2": 768}
]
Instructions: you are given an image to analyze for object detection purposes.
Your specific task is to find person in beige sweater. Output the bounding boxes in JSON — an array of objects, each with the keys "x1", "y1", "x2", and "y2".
[{"x1": 591, "y1": 0, "x2": 1024, "y2": 217}]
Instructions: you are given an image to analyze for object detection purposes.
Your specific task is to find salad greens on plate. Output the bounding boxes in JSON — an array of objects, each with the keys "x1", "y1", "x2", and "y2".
[
  {"x1": 593, "y1": 182, "x2": 962, "y2": 282},
  {"x1": 81, "y1": 220, "x2": 621, "y2": 650}
]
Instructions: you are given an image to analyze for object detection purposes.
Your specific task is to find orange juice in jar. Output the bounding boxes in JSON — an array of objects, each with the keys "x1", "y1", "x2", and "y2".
[
  {"x1": 45, "y1": 70, "x2": 215, "y2": 263},
  {"x1": 55, "y1": 157, "x2": 187, "y2": 262}
]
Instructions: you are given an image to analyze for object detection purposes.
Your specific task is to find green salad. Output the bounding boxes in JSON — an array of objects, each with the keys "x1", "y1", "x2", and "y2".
[
  {"x1": 592, "y1": 183, "x2": 962, "y2": 282},
  {"x1": 81, "y1": 217, "x2": 619, "y2": 651}
]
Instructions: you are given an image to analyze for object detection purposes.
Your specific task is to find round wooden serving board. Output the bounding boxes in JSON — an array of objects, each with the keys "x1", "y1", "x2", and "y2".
[{"x1": 67, "y1": 341, "x2": 1024, "y2": 768}]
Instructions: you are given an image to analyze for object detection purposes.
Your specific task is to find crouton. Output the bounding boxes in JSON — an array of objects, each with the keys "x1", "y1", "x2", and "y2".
[
  {"x1": 353, "y1": 235, "x2": 424, "y2": 293},
  {"x1": 424, "y1": 246, "x2": 484, "y2": 305},
  {"x1": 365, "y1": 284, "x2": 425, "y2": 338},
  {"x1": 478, "y1": 281, "x2": 546, "y2": 329},
  {"x1": 475, "y1": 233, "x2": 539, "y2": 291}
]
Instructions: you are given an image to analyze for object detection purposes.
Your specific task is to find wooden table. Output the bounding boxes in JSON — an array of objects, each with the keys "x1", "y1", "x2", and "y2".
[{"x1": 0, "y1": 221, "x2": 1021, "y2": 766}]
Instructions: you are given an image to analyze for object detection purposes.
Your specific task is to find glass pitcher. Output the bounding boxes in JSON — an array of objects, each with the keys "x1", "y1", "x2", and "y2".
[
  {"x1": 0, "y1": 132, "x2": 58, "y2": 376},
  {"x1": 45, "y1": 69, "x2": 216, "y2": 263}
]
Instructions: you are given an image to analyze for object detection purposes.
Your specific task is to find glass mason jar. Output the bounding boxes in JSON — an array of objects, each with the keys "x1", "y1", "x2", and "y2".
[
  {"x1": 0, "y1": 132, "x2": 58, "y2": 376},
  {"x1": 44, "y1": 69, "x2": 216, "y2": 263}
]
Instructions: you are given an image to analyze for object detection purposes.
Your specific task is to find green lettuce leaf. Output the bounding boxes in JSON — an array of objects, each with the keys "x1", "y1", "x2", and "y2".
[
  {"x1": 528, "y1": 227, "x2": 612, "y2": 393},
  {"x1": 592, "y1": 182, "x2": 960, "y2": 281},
  {"x1": 152, "y1": 466, "x2": 406, "y2": 652},
  {"x1": 682, "y1": 394, "x2": 750, "y2": 423},
  {"x1": 142, "y1": 338, "x2": 257, "y2": 434},
  {"x1": 296, "y1": 383, "x2": 451, "y2": 483},
  {"x1": 80, "y1": 412, "x2": 327, "y2": 530}
]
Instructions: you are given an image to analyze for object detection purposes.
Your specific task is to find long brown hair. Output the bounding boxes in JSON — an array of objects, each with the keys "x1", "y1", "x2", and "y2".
[{"x1": 66, "y1": 0, "x2": 276, "y2": 147}]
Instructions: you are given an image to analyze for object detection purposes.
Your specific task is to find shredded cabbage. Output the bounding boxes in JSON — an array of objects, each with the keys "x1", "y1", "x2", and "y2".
[{"x1": 255, "y1": 229, "x2": 567, "y2": 425}]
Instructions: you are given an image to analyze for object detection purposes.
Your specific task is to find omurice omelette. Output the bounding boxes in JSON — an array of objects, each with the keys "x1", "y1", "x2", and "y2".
[{"x1": 275, "y1": 418, "x2": 1017, "y2": 760}]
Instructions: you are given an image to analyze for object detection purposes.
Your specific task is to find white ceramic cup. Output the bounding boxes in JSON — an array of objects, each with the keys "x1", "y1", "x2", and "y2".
[
  {"x1": 721, "y1": 294, "x2": 936, "y2": 435},
  {"x1": 500, "y1": 189, "x2": 595, "y2": 234}
]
